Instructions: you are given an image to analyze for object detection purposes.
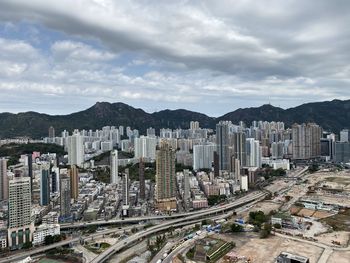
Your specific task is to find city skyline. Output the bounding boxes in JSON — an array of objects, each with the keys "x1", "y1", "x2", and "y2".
[{"x1": 0, "y1": 1, "x2": 350, "y2": 115}]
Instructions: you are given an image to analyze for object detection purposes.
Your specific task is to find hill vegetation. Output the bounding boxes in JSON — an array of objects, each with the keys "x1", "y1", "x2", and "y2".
[{"x1": 0, "y1": 99, "x2": 349, "y2": 138}]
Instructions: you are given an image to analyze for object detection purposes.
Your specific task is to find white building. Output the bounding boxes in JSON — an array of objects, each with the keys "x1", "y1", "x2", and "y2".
[
  {"x1": 8, "y1": 177, "x2": 34, "y2": 249},
  {"x1": 101, "y1": 141, "x2": 113, "y2": 152},
  {"x1": 261, "y1": 158, "x2": 290, "y2": 170},
  {"x1": 340, "y1": 129, "x2": 349, "y2": 142},
  {"x1": 193, "y1": 143, "x2": 215, "y2": 170},
  {"x1": 110, "y1": 150, "x2": 119, "y2": 184},
  {"x1": 134, "y1": 136, "x2": 157, "y2": 160},
  {"x1": 246, "y1": 138, "x2": 262, "y2": 168},
  {"x1": 241, "y1": 175, "x2": 248, "y2": 191},
  {"x1": 33, "y1": 224, "x2": 60, "y2": 245},
  {"x1": 67, "y1": 133, "x2": 84, "y2": 166},
  {"x1": 0, "y1": 234, "x2": 6, "y2": 248}
]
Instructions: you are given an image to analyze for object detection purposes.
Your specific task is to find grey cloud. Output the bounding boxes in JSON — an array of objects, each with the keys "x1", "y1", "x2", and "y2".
[{"x1": 0, "y1": 0, "x2": 349, "y2": 115}]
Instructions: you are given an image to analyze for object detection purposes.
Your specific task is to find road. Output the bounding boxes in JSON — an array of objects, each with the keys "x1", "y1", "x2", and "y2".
[
  {"x1": 61, "y1": 190, "x2": 269, "y2": 230},
  {"x1": 91, "y1": 191, "x2": 267, "y2": 263},
  {"x1": 1, "y1": 190, "x2": 266, "y2": 263},
  {"x1": 0, "y1": 225, "x2": 137, "y2": 263}
]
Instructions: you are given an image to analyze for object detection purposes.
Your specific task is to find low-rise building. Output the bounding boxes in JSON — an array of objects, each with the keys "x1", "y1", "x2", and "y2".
[{"x1": 33, "y1": 224, "x2": 60, "y2": 246}]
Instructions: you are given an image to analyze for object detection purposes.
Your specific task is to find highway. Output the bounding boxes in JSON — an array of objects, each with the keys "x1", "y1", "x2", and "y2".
[
  {"x1": 61, "y1": 190, "x2": 269, "y2": 230},
  {"x1": 0, "y1": 190, "x2": 266, "y2": 263},
  {"x1": 91, "y1": 190, "x2": 267, "y2": 263},
  {"x1": 0, "y1": 225, "x2": 136, "y2": 263}
]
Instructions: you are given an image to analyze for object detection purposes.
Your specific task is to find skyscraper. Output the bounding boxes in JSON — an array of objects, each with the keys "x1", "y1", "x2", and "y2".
[
  {"x1": 8, "y1": 177, "x2": 34, "y2": 249},
  {"x1": 139, "y1": 158, "x2": 145, "y2": 200},
  {"x1": 122, "y1": 169, "x2": 130, "y2": 206},
  {"x1": 48, "y1": 126, "x2": 55, "y2": 139},
  {"x1": 0, "y1": 158, "x2": 8, "y2": 202},
  {"x1": 216, "y1": 121, "x2": 230, "y2": 171},
  {"x1": 27, "y1": 154, "x2": 33, "y2": 194},
  {"x1": 190, "y1": 121, "x2": 200, "y2": 130},
  {"x1": 340, "y1": 129, "x2": 350, "y2": 142},
  {"x1": 155, "y1": 141, "x2": 176, "y2": 210},
  {"x1": 134, "y1": 136, "x2": 157, "y2": 160},
  {"x1": 292, "y1": 123, "x2": 322, "y2": 159},
  {"x1": 193, "y1": 143, "x2": 216, "y2": 170},
  {"x1": 67, "y1": 133, "x2": 84, "y2": 166},
  {"x1": 183, "y1": 169, "x2": 190, "y2": 203},
  {"x1": 60, "y1": 176, "x2": 71, "y2": 219},
  {"x1": 40, "y1": 168, "x2": 50, "y2": 206},
  {"x1": 246, "y1": 138, "x2": 262, "y2": 168},
  {"x1": 231, "y1": 132, "x2": 247, "y2": 167},
  {"x1": 68, "y1": 165, "x2": 79, "y2": 200},
  {"x1": 110, "y1": 150, "x2": 119, "y2": 184}
]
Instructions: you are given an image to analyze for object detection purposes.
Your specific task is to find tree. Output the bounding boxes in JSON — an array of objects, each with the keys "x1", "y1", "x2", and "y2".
[
  {"x1": 273, "y1": 223, "x2": 282, "y2": 229},
  {"x1": 231, "y1": 223, "x2": 243, "y2": 232},
  {"x1": 260, "y1": 223, "x2": 272, "y2": 239},
  {"x1": 22, "y1": 242, "x2": 32, "y2": 249}
]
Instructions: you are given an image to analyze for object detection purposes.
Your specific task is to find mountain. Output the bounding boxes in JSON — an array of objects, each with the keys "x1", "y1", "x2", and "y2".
[
  {"x1": 0, "y1": 99, "x2": 349, "y2": 138},
  {"x1": 219, "y1": 99, "x2": 350, "y2": 132}
]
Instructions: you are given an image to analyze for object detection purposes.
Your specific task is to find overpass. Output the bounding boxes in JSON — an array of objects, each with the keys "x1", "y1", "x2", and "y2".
[
  {"x1": 91, "y1": 191, "x2": 267, "y2": 263},
  {"x1": 0, "y1": 225, "x2": 137, "y2": 263},
  {"x1": 61, "y1": 190, "x2": 269, "y2": 230},
  {"x1": 0, "y1": 190, "x2": 266, "y2": 263}
]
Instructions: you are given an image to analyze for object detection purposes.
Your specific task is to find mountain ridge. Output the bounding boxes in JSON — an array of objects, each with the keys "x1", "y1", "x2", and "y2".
[{"x1": 0, "y1": 99, "x2": 349, "y2": 138}]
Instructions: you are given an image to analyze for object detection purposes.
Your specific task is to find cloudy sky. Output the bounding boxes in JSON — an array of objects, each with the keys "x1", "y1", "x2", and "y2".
[{"x1": 0, "y1": 0, "x2": 349, "y2": 116}]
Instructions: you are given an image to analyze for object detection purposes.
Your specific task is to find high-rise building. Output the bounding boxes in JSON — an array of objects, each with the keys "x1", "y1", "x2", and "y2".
[
  {"x1": 146, "y1": 127, "x2": 156, "y2": 137},
  {"x1": 68, "y1": 165, "x2": 79, "y2": 200},
  {"x1": 231, "y1": 132, "x2": 246, "y2": 167},
  {"x1": 190, "y1": 121, "x2": 200, "y2": 130},
  {"x1": 60, "y1": 176, "x2": 71, "y2": 219},
  {"x1": 110, "y1": 150, "x2": 119, "y2": 184},
  {"x1": 40, "y1": 168, "x2": 50, "y2": 206},
  {"x1": 122, "y1": 169, "x2": 130, "y2": 206},
  {"x1": 335, "y1": 142, "x2": 350, "y2": 163},
  {"x1": 0, "y1": 158, "x2": 8, "y2": 202},
  {"x1": 155, "y1": 142, "x2": 176, "y2": 210},
  {"x1": 67, "y1": 133, "x2": 84, "y2": 166},
  {"x1": 8, "y1": 177, "x2": 34, "y2": 249},
  {"x1": 271, "y1": 142, "x2": 284, "y2": 159},
  {"x1": 321, "y1": 138, "x2": 335, "y2": 161},
  {"x1": 139, "y1": 158, "x2": 145, "y2": 200},
  {"x1": 216, "y1": 121, "x2": 230, "y2": 171},
  {"x1": 340, "y1": 129, "x2": 350, "y2": 142},
  {"x1": 51, "y1": 170, "x2": 58, "y2": 193},
  {"x1": 246, "y1": 138, "x2": 262, "y2": 168},
  {"x1": 292, "y1": 123, "x2": 322, "y2": 159},
  {"x1": 213, "y1": 151, "x2": 219, "y2": 177},
  {"x1": 134, "y1": 136, "x2": 157, "y2": 160},
  {"x1": 230, "y1": 156, "x2": 241, "y2": 183},
  {"x1": 193, "y1": 143, "x2": 215, "y2": 170},
  {"x1": 51, "y1": 167, "x2": 60, "y2": 193},
  {"x1": 119, "y1": 126, "x2": 124, "y2": 137},
  {"x1": 183, "y1": 169, "x2": 190, "y2": 202},
  {"x1": 27, "y1": 154, "x2": 33, "y2": 194},
  {"x1": 48, "y1": 126, "x2": 55, "y2": 138}
]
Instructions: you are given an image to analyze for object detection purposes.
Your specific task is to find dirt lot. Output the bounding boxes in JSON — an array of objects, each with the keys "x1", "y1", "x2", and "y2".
[
  {"x1": 238, "y1": 201, "x2": 282, "y2": 221},
  {"x1": 321, "y1": 209, "x2": 350, "y2": 231},
  {"x1": 231, "y1": 234, "x2": 323, "y2": 263},
  {"x1": 316, "y1": 231, "x2": 350, "y2": 247},
  {"x1": 327, "y1": 250, "x2": 350, "y2": 263}
]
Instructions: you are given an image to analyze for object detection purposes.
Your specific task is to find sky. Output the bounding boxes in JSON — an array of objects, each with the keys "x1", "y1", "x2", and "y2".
[{"x1": 0, "y1": 0, "x2": 349, "y2": 116}]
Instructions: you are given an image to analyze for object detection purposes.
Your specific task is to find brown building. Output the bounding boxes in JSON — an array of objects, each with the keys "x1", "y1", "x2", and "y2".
[
  {"x1": 156, "y1": 141, "x2": 176, "y2": 211},
  {"x1": 68, "y1": 165, "x2": 79, "y2": 200}
]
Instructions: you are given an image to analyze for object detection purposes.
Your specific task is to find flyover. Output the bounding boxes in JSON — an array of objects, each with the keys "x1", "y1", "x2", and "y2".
[{"x1": 91, "y1": 190, "x2": 267, "y2": 263}]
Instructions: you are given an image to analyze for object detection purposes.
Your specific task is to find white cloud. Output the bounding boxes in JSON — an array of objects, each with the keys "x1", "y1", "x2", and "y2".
[{"x1": 0, "y1": 0, "x2": 349, "y2": 114}]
